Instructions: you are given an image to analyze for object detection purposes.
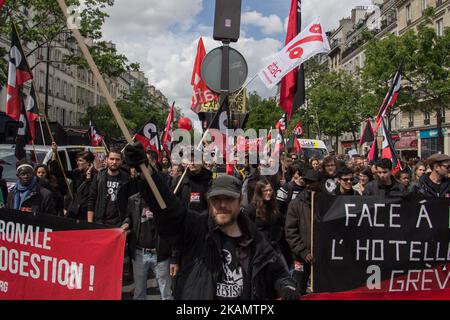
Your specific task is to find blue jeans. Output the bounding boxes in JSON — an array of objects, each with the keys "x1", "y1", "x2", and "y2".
[{"x1": 132, "y1": 248, "x2": 173, "y2": 300}]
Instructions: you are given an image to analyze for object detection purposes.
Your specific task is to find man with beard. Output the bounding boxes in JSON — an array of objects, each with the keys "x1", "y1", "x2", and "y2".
[
  {"x1": 363, "y1": 158, "x2": 405, "y2": 197},
  {"x1": 123, "y1": 142, "x2": 299, "y2": 300},
  {"x1": 6, "y1": 160, "x2": 55, "y2": 215},
  {"x1": 87, "y1": 148, "x2": 137, "y2": 226}
]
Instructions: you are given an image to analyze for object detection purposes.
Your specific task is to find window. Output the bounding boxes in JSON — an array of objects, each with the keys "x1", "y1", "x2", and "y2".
[
  {"x1": 406, "y1": 4, "x2": 411, "y2": 23},
  {"x1": 436, "y1": 19, "x2": 444, "y2": 36},
  {"x1": 421, "y1": 0, "x2": 427, "y2": 12},
  {"x1": 408, "y1": 111, "x2": 414, "y2": 127},
  {"x1": 424, "y1": 111, "x2": 431, "y2": 125}
]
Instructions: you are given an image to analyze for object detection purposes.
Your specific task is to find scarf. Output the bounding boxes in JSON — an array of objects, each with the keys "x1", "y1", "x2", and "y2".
[{"x1": 13, "y1": 176, "x2": 37, "y2": 210}]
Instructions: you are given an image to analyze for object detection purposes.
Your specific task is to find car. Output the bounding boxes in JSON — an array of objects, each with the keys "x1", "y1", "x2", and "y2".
[
  {"x1": 297, "y1": 139, "x2": 329, "y2": 160},
  {"x1": 0, "y1": 144, "x2": 107, "y2": 191}
]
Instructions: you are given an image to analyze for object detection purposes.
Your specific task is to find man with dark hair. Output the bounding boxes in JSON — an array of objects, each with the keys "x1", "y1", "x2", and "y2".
[
  {"x1": 6, "y1": 160, "x2": 56, "y2": 215},
  {"x1": 123, "y1": 142, "x2": 300, "y2": 300},
  {"x1": 411, "y1": 153, "x2": 450, "y2": 198},
  {"x1": 363, "y1": 158, "x2": 405, "y2": 196},
  {"x1": 276, "y1": 162, "x2": 305, "y2": 216},
  {"x1": 320, "y1": 156, "x2": 339, "y2": 195},
  {"x1": 87, "y1": 148, "x2": 137, "y2": 226},
  {"x1": 335, "y1": 167, "x2": 357, "y2": 195},
  {"x1": 285, "y1": 169, "x2": 321, "y2": 294}
]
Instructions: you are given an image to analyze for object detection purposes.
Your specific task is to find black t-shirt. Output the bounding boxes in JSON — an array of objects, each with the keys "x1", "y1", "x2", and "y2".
[
  {"x1": 104, "y1": 174, "x2": 121, "y2": 226},
  {"x1": 137, "y1": 207, "x2": 156, "y2": 249},
  {"x1": 215, "y1": 231, "x2": 251, "y2": 300}
]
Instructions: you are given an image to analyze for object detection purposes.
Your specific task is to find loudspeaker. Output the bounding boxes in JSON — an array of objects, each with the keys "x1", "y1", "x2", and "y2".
[{"x1": 213, "y1": 0, "x2": 242, "y2": 42}]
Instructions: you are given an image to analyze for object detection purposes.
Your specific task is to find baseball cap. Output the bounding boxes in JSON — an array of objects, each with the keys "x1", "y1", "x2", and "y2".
[
  {"x1": 427, "y1": 153, "x2": 450, "y2": 167},
  {"x1": 207, "y1": 175, "x2": 242, "y2": 199}
]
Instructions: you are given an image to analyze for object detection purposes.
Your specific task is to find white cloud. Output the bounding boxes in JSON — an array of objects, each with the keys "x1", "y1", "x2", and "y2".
[
  {"x1": 242, "y1": 11, "x2": 284, "y2": 35},
  {"x1": 100, "y1": 0, "x2": 374, "y2": 131}
]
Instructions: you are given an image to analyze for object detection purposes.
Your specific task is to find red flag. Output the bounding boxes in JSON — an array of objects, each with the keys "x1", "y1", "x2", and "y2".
[
  {"x1": 293, "y1": 121, "x2": 304, "y2": 137},
  {"x1": 279, "y1": 0, "x2": 305, "y2": 120},
  {"x1": 162, "y1": 102, "x2": 174, "y2": 155},
  {"x1": 26, "y1": 84, "x2": 39, "y2": 141},
  {"x1": 0, "y1": 0, "x2": 6, "y2": 10},
  {"x1": 374, "y1": 62, "x2": 403, "y2": 132},
  {"x1": 359, "y1": 118, "x2": 375, "y2": 146},
  {"x1": 89, "y1": 120, "x2": 103, "y2": 147},
  {"x1": 134, "y1": 119, "x2": 161, "y2": 159},
  {"x1": 275, "y1": 115, "x2": 287, "y2": 132},
  {"x1": 6, "y1": 24, "x2": 33, "y2": 121},
  {"x1": 293, "y1": 135, "x2": 302, "y2": 154},
  {"x1": 381, "y1": 120, "x2": 402, "y2": 174},
  {"x1": 191, "y1": 37, "x2": 217, "y2": 113}
]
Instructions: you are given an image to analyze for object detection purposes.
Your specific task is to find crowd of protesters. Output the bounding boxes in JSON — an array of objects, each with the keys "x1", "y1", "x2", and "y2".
[{"x1": 0, "y1": 140, "x2": 449, "y2": 300}]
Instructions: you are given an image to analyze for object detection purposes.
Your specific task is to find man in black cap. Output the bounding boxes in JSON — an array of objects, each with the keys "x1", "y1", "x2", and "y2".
[
  {"x1": 285, "y1": 169, "x2": 320, "y2": 294},
  {"x1": 411, "y1": 153, "x2": 450, "y2": 198},
  {"x1": 123, "y1": 142, "x2": 299, "y2": 300}
]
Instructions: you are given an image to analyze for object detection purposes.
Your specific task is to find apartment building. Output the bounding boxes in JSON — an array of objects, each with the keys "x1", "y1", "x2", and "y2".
[{"x1": 326, "y1": 0, "x2": 450, "y2": 158}]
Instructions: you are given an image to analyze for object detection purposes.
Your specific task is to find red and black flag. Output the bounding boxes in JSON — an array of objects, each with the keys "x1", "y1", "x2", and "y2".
[
  {"x1": 374, "y1": 61, "x2": 403, "y2": 132},
  {"x1": 26, "y1": 84, "x2": 39, "y2": 141},
  {"x1": 381, "y1": 119, "x2": 402, "y2": 174},
  {"x1": 162, "y1": 102, "x2": 175, "y2": 155},
  {"x1": 6, "y1": 24, "x2": 33, "y2": 121},
  {"x1": 359, "y1": 118, "x2": 375, "y2": 146},
  {"x1": 0, "y1": 0, "x2": 7, "y2": 10},
  {"x1": 279, "y1": 0, "x2": 305, "y2": 120},
  {"x1": 15, "y1": 98, "x2": 33, "y2": 160},
  {"x1": 367, "y1": 138, "x2": 379, "y2": 165},
  {"x1": 134, "y1": 119, "x2": 161, "y2": 158},
  {"x1": 89, "y1": 120, "x2": 104, "y2": 147},
  {"x1": 293, "y1": 121, "x2": 304, "y2": 137}
]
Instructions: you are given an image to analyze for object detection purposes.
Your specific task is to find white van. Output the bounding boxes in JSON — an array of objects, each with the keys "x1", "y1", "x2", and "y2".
[
  {"x1": 297, "y1": 139, "x2": 329, "y2": 160},
  {"x1": 0, "y1": 144, "x2": 106, "y2": 190}
]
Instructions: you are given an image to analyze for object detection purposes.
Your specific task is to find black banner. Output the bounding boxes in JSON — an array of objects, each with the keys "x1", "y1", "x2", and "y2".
[{"x1": 313, "y1": 196, "x2": 450, "y2": 295}]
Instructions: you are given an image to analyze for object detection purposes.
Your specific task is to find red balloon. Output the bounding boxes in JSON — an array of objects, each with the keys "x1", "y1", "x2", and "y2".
[{"x1": 178, "y1": 117, "x2": 193, "y2": 131}]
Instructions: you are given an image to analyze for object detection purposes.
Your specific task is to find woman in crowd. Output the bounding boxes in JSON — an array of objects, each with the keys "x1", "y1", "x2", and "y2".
[
  {"x1": 353, "y1": 167, "x2": 373, "y2": 195},
  {"x1": 35, "y1": 164, "x2": 65, "y2": 216},
  {"x1": 310, "y1": 158, "x2": 320, "y2": 172},
  {"x1": 243, "y1": 177, "x2": 288, "y2": 270}
]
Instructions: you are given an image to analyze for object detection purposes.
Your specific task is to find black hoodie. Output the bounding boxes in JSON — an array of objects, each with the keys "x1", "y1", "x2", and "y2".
[{"x1": 177, "y1": 167, "x2": 212, "y2": 213}]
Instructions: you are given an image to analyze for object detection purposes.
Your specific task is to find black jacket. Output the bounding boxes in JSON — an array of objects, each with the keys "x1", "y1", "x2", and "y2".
[
  {"x1": 6, "y1": 182, "x2": 56, "y2": 215},
  {"x1": 411, "y1": 174, "x2": 450, "y2": 198},
  {"x1": 177, "y1": 167, "x2": 212, "y2": 213},
  {"x1": 139, "y1": 171, "x2": 296, "y2": 300},
  {"x1": 242, "y1": 203, "x2": 284, "y2": 249},
  {"x1": 123, "y1": 193, "x2": 178, "y2": 263},
  {"x1": 66, "y1": 169, "x2": 97, "y2": 220},
  {"x1": 363, "y1": 179, "x2": 405, "y2": 197},
  {"x1": 0, "y1": 179, "x2": 7, "y2": 204},
  {"x1": 285, "y1": 190, "x2": 311, "y2": 261},
  {"x1": 88, "y1": 168, "x2": 137, "y2": 225}
]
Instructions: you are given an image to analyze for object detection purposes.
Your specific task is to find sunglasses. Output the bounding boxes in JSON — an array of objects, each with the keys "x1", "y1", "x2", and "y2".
[
  {"x1": 440, "y1": 164, "x2": 450, "y2": 169},
  {"x1": 340, "y1": 178, "x2": 353, "y2": 183}
]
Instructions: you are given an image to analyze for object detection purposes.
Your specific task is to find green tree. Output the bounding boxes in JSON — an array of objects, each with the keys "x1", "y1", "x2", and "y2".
[
  {"x1": 363, "y1": 8, "x2": 450, "y2": 152},
  {"x1": 0, "y1": 0, "x2": 129, "y2": 84},
  {"x1": 246, "y1": 91, "x2": 283, "y2": 130},
  {"x1": 80, "y1": 81, "x2": 167, "y2": 141}
]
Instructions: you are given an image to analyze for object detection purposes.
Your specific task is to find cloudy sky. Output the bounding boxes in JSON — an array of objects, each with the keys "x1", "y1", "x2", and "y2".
[{"x1": 102, "y1": 0, "x2": 372, "y2": 126}]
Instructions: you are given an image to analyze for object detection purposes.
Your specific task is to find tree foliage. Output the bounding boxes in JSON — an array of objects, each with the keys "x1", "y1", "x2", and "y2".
[
  {"x1": 80, "y1": 81, "x2": 174, "y2": 141},
  {"x1": 0, "y1": 0, "x2": 130, "y2": 85},
  {"x1": 246, "y1": 91, "x2": 283, "y2": 130}
]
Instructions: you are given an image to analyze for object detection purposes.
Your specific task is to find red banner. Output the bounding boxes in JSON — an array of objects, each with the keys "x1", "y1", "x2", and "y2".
[{"x1": 0, "y1": 209, "x2": 125, "y2": 300}]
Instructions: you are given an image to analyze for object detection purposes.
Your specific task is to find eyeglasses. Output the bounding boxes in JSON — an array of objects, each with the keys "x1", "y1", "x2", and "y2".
[
  {"x1": 340, "y1": 178, "x2": 353, "y2": 183},
  {"x1": 440, "y1": 164, "x2": 450, "y2": 169}
]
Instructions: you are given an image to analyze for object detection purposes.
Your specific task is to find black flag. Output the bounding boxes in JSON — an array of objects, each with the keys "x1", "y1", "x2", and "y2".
[{"x1": 15, "y1": 97, "x2": 33, "y2": 160}]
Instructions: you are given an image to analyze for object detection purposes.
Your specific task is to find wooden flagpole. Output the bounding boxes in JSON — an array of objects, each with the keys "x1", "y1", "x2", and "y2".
[
  {"x1": 101, "y1": 139, "x2": 109, "y2": 153},
  {"x1": 38, "y1": 115, "x2": 46, "y2": 147},
  {"x1": 310, "y1": 191, "x2": 315, "y2": 293},
  {"x1": 56, "y1": 0, "x2": 166, "y2": 209}
]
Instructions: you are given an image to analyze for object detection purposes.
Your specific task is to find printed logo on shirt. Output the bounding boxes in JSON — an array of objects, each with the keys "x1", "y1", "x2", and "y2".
[
  {"x1": 190, "y1": 192, "x2": 201, "y2": 203},
  {"x1": 325, "y1": 178, "x2": 338, "y2": 193},
  {"x1": 216, "y1": 249, "x2": 243, "y2": 298},
  {"x1": 141, "y1": 207, "x2": 153, "y2": 223},
  {"x1": 107, "y1": 180, "x2": 120, "y2": 201}
]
